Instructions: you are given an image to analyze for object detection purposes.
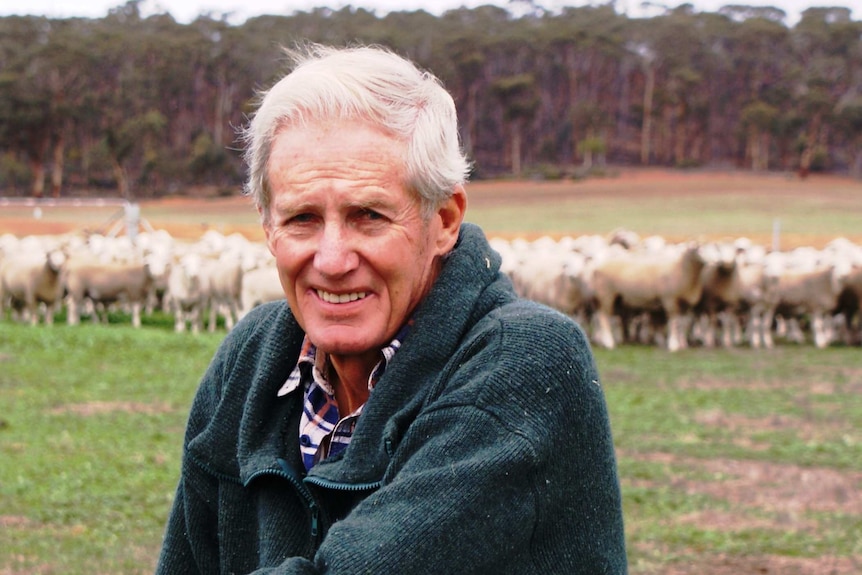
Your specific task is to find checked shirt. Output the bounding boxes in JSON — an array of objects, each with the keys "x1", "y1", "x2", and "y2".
[{"x1": 277, "y1": 323, "x2": 411, "y2": 471}]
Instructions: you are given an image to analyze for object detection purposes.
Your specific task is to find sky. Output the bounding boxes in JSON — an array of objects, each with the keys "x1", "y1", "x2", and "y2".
[{"x1": 0, "y1": 0, "x2": 857, "y2": 26}]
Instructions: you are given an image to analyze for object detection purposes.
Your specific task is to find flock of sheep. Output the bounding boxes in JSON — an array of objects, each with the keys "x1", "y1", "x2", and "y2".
[
  {"x1": 494, "y1": 229, "x2": 862, "y2": 351},
  {"x1": 2, "y1": 226, "x2": 862, "y2": 350},
  {"x1": 0, "y1": 229, "x2": 280, "y2": 334}
]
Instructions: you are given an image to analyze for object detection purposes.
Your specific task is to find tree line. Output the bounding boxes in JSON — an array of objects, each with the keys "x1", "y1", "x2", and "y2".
[{"x1": 1, "y1": 0, "x2": 861, "y2": 199}]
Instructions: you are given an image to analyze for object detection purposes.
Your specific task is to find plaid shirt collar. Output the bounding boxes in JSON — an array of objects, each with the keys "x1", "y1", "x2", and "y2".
[
  {"x1": 277, "y1": 320, "x2": 411, "y2": 398},
  {"x1": 278, "y1": 321, "x2": 412, "y2": 471}
]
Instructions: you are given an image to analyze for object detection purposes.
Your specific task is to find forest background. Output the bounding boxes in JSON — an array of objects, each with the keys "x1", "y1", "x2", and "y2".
[{"x1": 2, "y1": 0, "x2": 862, "y2": 199}]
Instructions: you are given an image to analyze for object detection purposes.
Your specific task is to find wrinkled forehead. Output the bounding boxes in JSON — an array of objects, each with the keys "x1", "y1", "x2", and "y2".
[{"x1": 267, "y1": 118, "x2": 416, "y2": 188}]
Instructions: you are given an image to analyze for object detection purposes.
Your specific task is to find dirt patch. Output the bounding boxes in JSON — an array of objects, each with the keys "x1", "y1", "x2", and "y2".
[
  {"x1": 696, "y1": 458, "x2": 862, "y2": 515},
  {"x1": 626, "y1": 450, "x2": 862, "y2": 573},
  {"x1": 676, "y1": 508, "x2": 818, "y2": 533},
  {"x1": 628, "y1": 451, "x2": 862, "y2": 515},
  {"x1": 673, "y1": 377, "x2": 793, "y2": 392},
  {"x1": 47, "y1": 401, "x2": 175, "y2": 417},
  {"x1": 0, "y1": 516, "x2": 34, "y2": 528},
  {"x1": 673, "y1": 371, "x2": 862, "y2": 397},
  {"x1": 652, "y1": 553, "x2": 861, "y2": 575},
  {"x1": 693, "y1": 408, "x2": 854, "y2": 445}
]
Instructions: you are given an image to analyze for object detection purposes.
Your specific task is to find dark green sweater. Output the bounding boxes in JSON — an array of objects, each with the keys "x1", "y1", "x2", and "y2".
[{"x1": 156, "y1": 223, "x2": 627, "y2": 574}]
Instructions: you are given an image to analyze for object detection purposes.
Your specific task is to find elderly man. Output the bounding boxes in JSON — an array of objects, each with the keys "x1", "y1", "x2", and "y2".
[{"x1": 156, "y1": 44, "x2": 626, "y2": 574}]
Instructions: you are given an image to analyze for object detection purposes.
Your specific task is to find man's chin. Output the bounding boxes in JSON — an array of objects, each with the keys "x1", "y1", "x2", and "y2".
[{"x1": 307, "y1": 327, "x2": 381, "y2": 356}]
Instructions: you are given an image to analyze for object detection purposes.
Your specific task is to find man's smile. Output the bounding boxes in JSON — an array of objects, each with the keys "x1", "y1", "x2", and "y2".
[{"x1": 315, "y1": 290, "x2": 369, "y2": 304}]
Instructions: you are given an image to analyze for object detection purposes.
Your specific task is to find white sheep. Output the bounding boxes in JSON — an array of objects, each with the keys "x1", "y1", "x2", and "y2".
[
  {"x1": 0, "y1": 248, "x2": 67, "y2": 325},
  {"x1": 62, "y1": 252, "x2": 157, "y2": 328},
  {"x1": 167, "y1": 252, "x2": 207, "y2": 334},
  {"x1": 592, "y1": 242, "x2": 706, "y2": 352},
  {"x1": 238, "y1": 263, "x2": 284, "y2": 320}
]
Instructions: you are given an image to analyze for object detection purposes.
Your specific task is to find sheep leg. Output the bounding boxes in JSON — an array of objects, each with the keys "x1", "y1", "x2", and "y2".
[
  {"x1": 67, "y1": 297, "x2": 81, "y2": 325},
  {"x1": 667, "y1": 313, "x2": 683, "y2": 352},
  {"x1": 131, "y1": 301, "x2": 142, "y2": 328},
  {"x1": 208, "y1": 302, "x2": 219, "y2": 333},
  {"x1": 760, "y1": 308, "x2": 775, "y2": 349},
  {"x1": 719, "y1": 311, "x2": 735, "y2": 348},
  {"x1": 225, "y1": 302, "x2": 237, "y2": 331},
  {"x1": 701, "y1": 314, "x2": 716, "y2": 348},
  {"x1": 594, "y1": 310, "x2": 616, "y2": 349},
  {"x1": 27, "y1": 293, "x2": 39, "y2": 326},
  {"x1": 43, "y1": 302, "x2": 56, "y2": 326},
  {"x1": 173, "y1": 306, "x2": 187, "y2": 333},
  {"x1": 812, "y1": 312, "x2": 830, "y2": 349}
]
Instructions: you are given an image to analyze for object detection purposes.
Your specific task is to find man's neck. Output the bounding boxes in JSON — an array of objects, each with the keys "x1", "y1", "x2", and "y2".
[{"x1": 327, "y1": 350, "x2": 379, "y2": 415}]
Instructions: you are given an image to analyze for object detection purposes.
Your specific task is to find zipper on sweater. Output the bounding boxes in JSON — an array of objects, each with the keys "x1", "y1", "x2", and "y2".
[
  {"x1": 244, "y1": 459, "x2": 322, "y2": 543},
  {"x1": 304, "y1": 475, "x2": 383, "y2": 493}
]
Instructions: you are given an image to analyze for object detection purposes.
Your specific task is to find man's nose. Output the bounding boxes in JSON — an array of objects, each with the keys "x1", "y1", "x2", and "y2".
[{"x1": 313, "y1": 223, "x2": 359, "y2": 277}]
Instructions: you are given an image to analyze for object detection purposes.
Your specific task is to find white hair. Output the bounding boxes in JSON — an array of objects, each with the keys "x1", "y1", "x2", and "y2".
[{"x1": 241, "y1": 43, "x2": 471, "y2": 221}]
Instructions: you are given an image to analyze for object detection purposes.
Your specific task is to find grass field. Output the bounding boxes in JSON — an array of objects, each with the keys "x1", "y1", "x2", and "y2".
[
  {"x1": 1, "y1": 322, "x2": 860, "y2": 574},
  {"x1": 2, "y1": 170, "x2": 862, "y2": 573}
]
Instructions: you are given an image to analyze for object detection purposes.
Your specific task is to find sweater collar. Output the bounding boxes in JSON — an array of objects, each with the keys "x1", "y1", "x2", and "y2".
[
  {"x1": 235, "y1": 223, "x2": 513, "y2": 486},
  {"x1": 305, "y1": 223, "x2": 513, "y2": 485}
]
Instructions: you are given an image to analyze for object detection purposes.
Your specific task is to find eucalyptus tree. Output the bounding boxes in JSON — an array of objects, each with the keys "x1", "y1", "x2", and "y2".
[
  {"x1": 639, "y1": 5, "x2": 718, "y2": 167},
  {"x1": 439, "y1": 5, "x2": 532, "y2": 173},
  {"x1": 622, "y1": 9, "x2": 706, "y2": 167},
  {"x1": 183, "y1": 15, "x2": 255, "y2": 184},
  {"x1": 0, "y1": 17, "x2": 58, "y2": 196},
  {"x1": 0, "y1": 16, "x2": 101, "y2": 197},
  {"x1": 439, "y1": 32, "x2": 489, "y2": 161},
  {"x1": 724, "y1": 12, "x2": 791, "y2": 168},
  {"x1": 792, "y1": 7, "x2": 857, "y2": 173},
  {"x1": 834, "y1": 92, "x2": 862, "y2": 176},
  {"x1": 37, "y1": 18, "x2": 103, "y2": 196},
  {"x1": 379, "y1": 9, "x2": 444, "y2": 65},
  {"x1": 545, "y1": 5, "x2": 627, "y2": 166},
  {"x1": 491, "y1": 73, "x2": 540, "y2": 176},
  {"x1": 687, "y1": 11, "x2": 739, "y2": 165},
  {"x1": 571, "y1": 101, "x2": 610, "y2": 168},
  {"x1": 624, "y1": 30, "x2": 658, "y2": 165},
  {"x1": 88, "y1": 3, "x2": 174, "y2": 197},
  {"x1": 739, "y1": 100, "x2": 780, "y2": 169}
]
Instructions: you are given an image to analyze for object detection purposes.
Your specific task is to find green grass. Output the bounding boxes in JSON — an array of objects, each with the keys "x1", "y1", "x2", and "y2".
[
  {"x1": 596, "y1": 345, "x2": 862, "y2": 571},
  {"x1": 0, "y1": 322, "x2": 222, "y2": 574},
  {"x1": 2, "y1": 322, "x2": 860, "y2": 573},
  {"x1": 463, "y1": 172, "x2": 862, "y2": 244},
  {"x1": 466, "y1": 192, "x2": 862, "y2": 240},
  {"x1": 599, "y1": 346, "x2": 862, "y2": 470}
]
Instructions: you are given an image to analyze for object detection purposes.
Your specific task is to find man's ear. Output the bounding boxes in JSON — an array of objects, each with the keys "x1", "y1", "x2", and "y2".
[{"x1": 434, "y1": 185, "x2": 467, "y2": 255}]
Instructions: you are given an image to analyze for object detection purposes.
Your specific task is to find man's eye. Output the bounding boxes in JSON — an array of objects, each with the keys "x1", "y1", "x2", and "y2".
[
  {"x1": 359, "y1": 208, "x2": 385, "y2": 221},
  {"x1": 288, "y1": 213, "x2": 315, "y2": 224}
]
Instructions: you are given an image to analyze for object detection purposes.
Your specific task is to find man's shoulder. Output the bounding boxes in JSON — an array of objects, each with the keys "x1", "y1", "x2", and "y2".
[
  {"x1": 452, "y1": 296, "x2": 595, "y2": 382},
  {"x1": 233, "y1": 299, "x2": 291, "y2": 335},
  {"x1": 489, "y1": 297, "x2": 589, "y2": 345},
  {"x1": 213, "y1": 300, "x2": 300, "y2": 366}
]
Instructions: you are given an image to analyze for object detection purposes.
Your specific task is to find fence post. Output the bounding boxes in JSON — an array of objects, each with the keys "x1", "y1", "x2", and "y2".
[
  {"x1": 772, "y1": 218, "x2": 781, "y2": 252},
  {"x1": 125, "y1": 202, "x2": 140, "y2": 243}
]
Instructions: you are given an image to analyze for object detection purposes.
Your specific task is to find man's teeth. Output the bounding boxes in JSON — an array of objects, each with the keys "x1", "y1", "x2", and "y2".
[{"x1": 317, "y1": 290, "x2": 367, "y2": 304}]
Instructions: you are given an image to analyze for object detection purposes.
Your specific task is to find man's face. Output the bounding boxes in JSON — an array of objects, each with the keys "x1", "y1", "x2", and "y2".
[{"x1": 263, "y1": 120, "x2": 463, "y2": 360}]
